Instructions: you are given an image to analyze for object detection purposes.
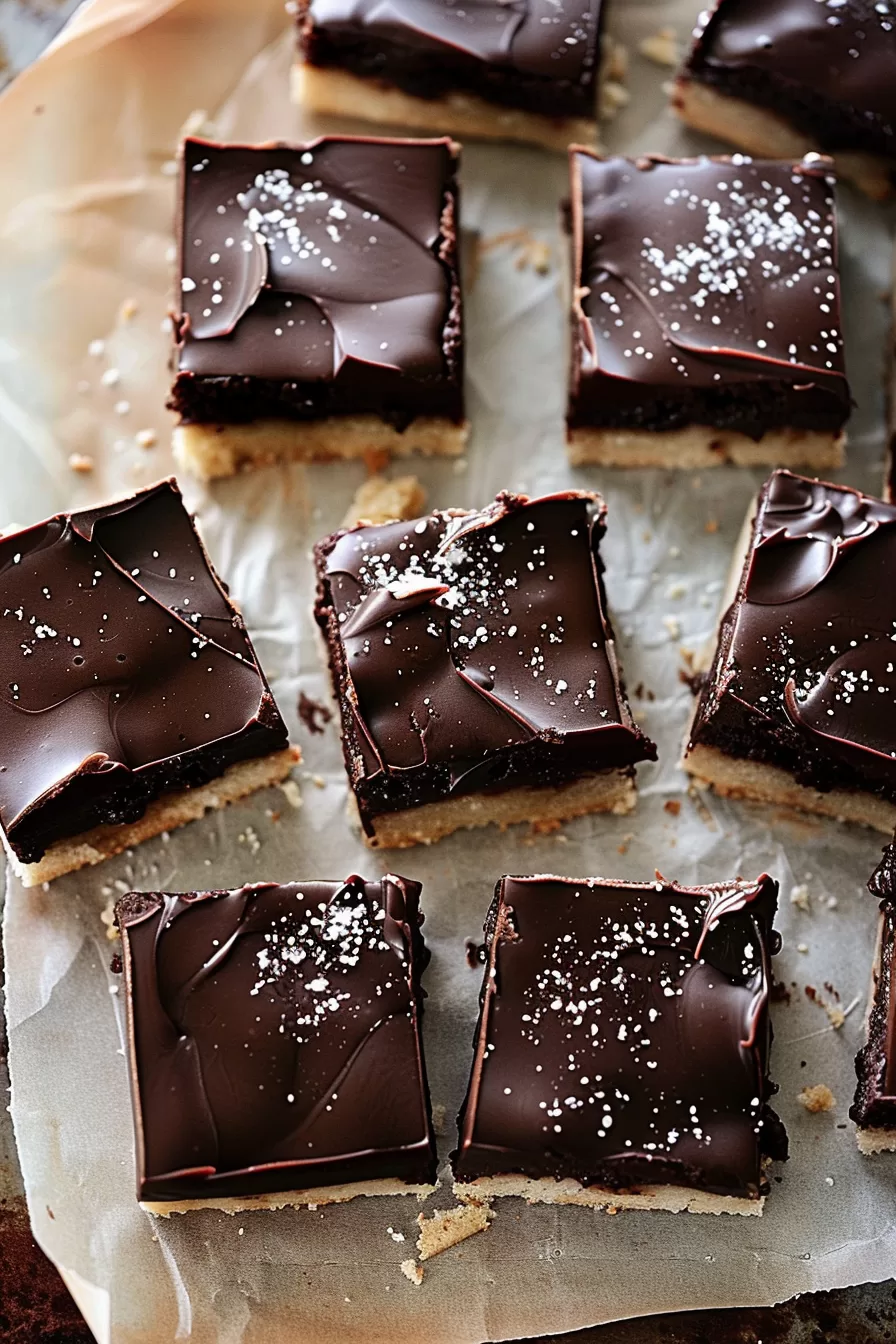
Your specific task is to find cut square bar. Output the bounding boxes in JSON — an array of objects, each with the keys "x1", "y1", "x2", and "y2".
[
  {"x1": 567, "y1": 151, "x2": 850, "y2": 468},
  {"x1": 684, "y1": 471, "x2": 896, "y2": 833},
  {"x1": 313, "y1": 490, "x2": 656, "y2": 848},
  {"x1": 453, "y1": 873, "x2": 786, "y2": 1213},
  {"x1": 0, "y1": 480, "x2": 296, "y2": 886},
  {"x1": 294, "y1": 0, "x2": 606, "y2": 154},
  {"x1": 170, "y1": 136, "x2": 466, "y2": 481},
  {"x1": 852, "y1": 844, "x2": 896, "y2": 1154},
  {"x1": 673, "y1": 0, "x2": 896, "y2": 201},
  {"x1": 117, "y1": 874, "x2": 438, "y2": 1212}
]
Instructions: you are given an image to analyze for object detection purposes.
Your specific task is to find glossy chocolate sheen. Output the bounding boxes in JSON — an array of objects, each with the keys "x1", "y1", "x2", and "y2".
[
  {"x1": 685, "y1": 0, "x2": 896, "y2": 163},
  {"x1": 690, "y1": 471, "x2": 896, "y2": 801},
  {"x1": 568, "y1": 152, "x2": 850, "y2": 439},
  {"x1": 170, "y1": 137, "x2": 463, "y2": 429},
  {"x1": 454, "y1": 874, "x2": 785, "y2": 1196},
  {"x1": 117, "y1": 875, "x2": 437, "y2": 1201},
  {"x1": 851, "y1": 892, "x2": 896, "y2": 1131},
  {"x1": 299, "y1": 0, "x2": 604, "y2": 120},
  {"x1": 314, "y1": 491, "x2": 656, "y2": 833},
  {"x1": 0, "y1": 481, "x2": 287, "y2": 864}
]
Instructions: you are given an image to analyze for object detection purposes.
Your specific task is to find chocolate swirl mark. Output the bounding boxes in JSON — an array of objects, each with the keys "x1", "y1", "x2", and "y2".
[{"x1": 783, "y1": 641, "x2": 896, "y2": 783}]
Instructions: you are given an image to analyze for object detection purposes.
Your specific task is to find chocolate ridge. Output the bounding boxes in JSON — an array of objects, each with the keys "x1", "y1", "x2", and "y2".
[{"x1": 851, "y1": 902, "x2": 896, "y2": 1129}]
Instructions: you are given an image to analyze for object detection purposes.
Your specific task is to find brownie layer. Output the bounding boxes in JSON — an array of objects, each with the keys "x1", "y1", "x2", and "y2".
[
  {"x1": 454, "y1": 874, "x2": 786, "y2": 1198},
  {"x1": 684, "y1": 0, "x2": 896, "y2": 165},
  {"x1": 851, "y1": 855, "x2": 896, "y2": 1133},
  {"x1": 568, "y1": 153, "x2": 850, "y2": 440},
  {"x1": 689, "y1": 471, "x2": 896, "y2": 804},
  {"x1": 298, "y1": 0, "x2": 604, "y2": 121},
  {"x1": 117, "y1": 875, "x2": 437, "y2": 1202},
  {"x1": 170, "y1": 136, "x2": 463, "y2": 430},
  {"x1": 0, "y1": 481, "x2": 288, "y2": 865},
  {"x1": 313, "y1": 491, "x2": 656, "y2": 836}
]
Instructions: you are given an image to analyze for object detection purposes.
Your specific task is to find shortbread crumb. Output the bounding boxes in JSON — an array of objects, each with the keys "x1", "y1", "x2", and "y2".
[
  {"x1": 400, "y1": 1259, "x2": 424, "y2": 1285},
  {"x1": 639, "y1": 27, "x2": 679, "y2": 67},
  {"x1": 416, "y1": 1203, "x2": 493, "y2": 1261},
  {"x1": 799, "y1": 1084, "x2": 836, "y2": 1114}
]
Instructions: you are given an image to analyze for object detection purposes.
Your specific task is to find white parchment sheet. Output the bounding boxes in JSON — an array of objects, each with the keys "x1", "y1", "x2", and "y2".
[{"x1": 1, "y1": 0, "x2": 895, "y2": 1339}]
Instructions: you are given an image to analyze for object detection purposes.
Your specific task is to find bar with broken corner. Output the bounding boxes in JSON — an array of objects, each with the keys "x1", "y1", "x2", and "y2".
[
  {"x1": 851, "y1": 843, "x2": 896, "y2": 1155},
  {"x1": 683, "y1": 470, "x2": 896, "y2": 833},
  {"x1": 313, "y1": 489, "x2": 656, "y2": 849},
  {"x1": 673, "y1": 0, "x2": 896, "y2": 201},
  {"x1": 116, "y1": 874, "x2": 438, "y2": 1212},
  {"x1": 294, "y1": 0, "x2": 606, "y2": 154},
  {"x1": 566, "y1": 150, "x2": 851, "y2": 469},
  {"x1": 169, "y1": 135, "x2": 466, "y2": 481},
  {"x1": 0, "y1": 481, "x2": 297, "y2": 888},
  {"x1": 452, "y1": 873, "x2": 786, "y2": 1214}
]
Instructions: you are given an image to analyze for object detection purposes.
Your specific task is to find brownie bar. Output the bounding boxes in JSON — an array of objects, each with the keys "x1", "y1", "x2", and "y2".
[
  {"x1": 313, "y1": 490, "x2": 656, "y2": 848},
  {"x1": 297, "y1": 0, "x2": 604, "y2": 145},
  {"x1": 0, "y1": 480, "x2": 292, "y2": 883},
  {"x1": 453, "y1": 873, "x2": 786, "y2": 1211},
  {"x1": 684, "y1": 471, "x2": 896, "y2": 831},
  {"x1": 675, "y1": 0, "x2": 896, "y2": 199},
  {"x1": 851, "y1": 847, "x2": 896, "y2": 1153},
  {"x1": 567, "y1": 151, "x2": 850, "y2": 468},
  {"x1": 117, "y1": 875, "x2": 438, "y2": 1209},
  {"x1": 169, "y1": 136, "x2": 465, "y2": 479}
]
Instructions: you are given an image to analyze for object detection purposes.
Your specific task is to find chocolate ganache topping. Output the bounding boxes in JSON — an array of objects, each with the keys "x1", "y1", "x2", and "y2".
[
  {"x1": 314, "y1": 491, "x2": 656, "y2": 830},
  {"x1": 685, "y1": 0, "x2": 896, "y2": 162},
  {"x1": 117, "y1": 875, "x2": 436, "y2": 1201},
  {"x1": 851, "y1": 901, "x2": 896, "y2": 1130},
  {"x1": 0, "y1": 481, "x2": 287, "y2": 863},
  {"x1": 300, "y1": 0, "x2": 604, "y2": 120},
  {"x1": 454, "y1": 874, "x2": 785, "y2": 1196},
  {"x1": 170, "y1": 137, "x2": 463, "y2": 429},
  {"x1": 690, "y1": 471, "x2": 896, "y2": 798},
  {"x1": 568, "y1": 153, "x2": 850, "y2": 438}
]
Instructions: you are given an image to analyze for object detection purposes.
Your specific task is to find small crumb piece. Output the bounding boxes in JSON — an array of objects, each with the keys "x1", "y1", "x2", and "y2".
[
  {"x1": 342, "y1": 474, "x2": 427, "y2": 530},
  {"x1": 605, "y1": 38, "x2": 628, "y2": 82},
  {"x1": 386, "y1": 1227, "x2": 405, "y2": 1243},
  {"x1": 790, "y1": 883, "x2": 811, "y2": 913},
  {"x1": 600, "y1": 80, "x2": 630, "y2": 118},
  {"x1": 119, "y1": 298, "x2": 139, "y2": 321},
  {"x1": 617, "y1": 832, "x2": 634, "y2": 855},
  {"x1": 704, "y1": 519, "x2": 719, "y2": 534},
  {"x1": 663, "y1": 799, "x2": 681, "y2": 817},
  {"x1": 825, "y1": 1176, "x2": 835, "y2": 1187},
  {"x1": 798, "y1": 1084, "x2": 836, "y2": 1114},
  {"x1": 530, "y1": 817, "x2": 563, "y2": 836},
  {"x1": 797, "y1": 943, "x2": 809, "y2": 954},
  {"x1": 638, "y1": 26, "x2": 680, "y2": 66},
  {"x1": 400, "y1": 1259, "x2": 424, "y2": 1286},
  {"x1": 100, "y1": 897, "x2": 119, "y2": 941},
  {"x1": 666, "y1": 582, "x2": 687, "y2": 600},
  {"x1": 68, "y1": 453, "x2": 94, "y2": 474},
  {"x1": 135, "y1": 429, "x2": 157, "y2": 449},
  {"x1": 662, "y1": 615, "x2": 681, "y2": 641},
  {"x1": 827, "y1": 896, "x2": 838, "y2": 910},
  {"x1": 279, "y1": 778, "x2": 303, "y2": 810},
  {"x1": 416, "y1": 1204, "x2": 493, "y2": 1262}
]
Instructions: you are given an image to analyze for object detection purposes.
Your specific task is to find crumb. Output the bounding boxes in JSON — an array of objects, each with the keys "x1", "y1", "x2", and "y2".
[
  {"x1": 825, "y1": 1176, "x2": 835, "y2": 1187},
  {"x1": 704, "y1": 519, "x2": 719, "y2": 534},
  {"x1": 666, "y1": 582, "x2": 687, "y2": 600},
  {"x1": 119, "y1": 298, "x2": 138, "y2": 321},
  {"x1": 605, "y1": 1206, "x2": 620, "y2": 1216},
  {"x1": 662, "y1": 615, "x2": 681, "y2": 640},
  {"x1": 279, "y1": 779, "x2": 303, "y2": 810},
  {"x1": 617, "y1": 832, "x2": 634, "y2": 855},
  {"x1": 798, "y1": 1084, "x2": 836, "y2": 1114},
  {"x1": 790, "y1": 883, "x2": 811, "y2": 913},
  {"x1": 804, "y1": 985, "x2": 845, "y2": 1028},
  {"x1": 797, "y1": 943, "x2": 809, "y2": 954},
  {"x1": 297, "y1": 691, "x2": 333, "y2": 736},
  {"x1": 638, "y1": 26, "x2": 680, "y2": 66},
  {"x1": 600, "y1": 79, "x2": 629, "y2": 118},
  {"x1": 386, "y1": 1227, "x2": 405, "y2": 1243},
  {"x1": 663, "y1": 799, "x2": 681, "y2": 817},
  {"x1": 135, "y1": 429, "x2": 157, "y2": 449},
  {"x1": 400, "y1": 1259, "x2": 424, "y2": 1286},
  {"x1": 417, "y1": 1204, "x2": 493, "y2": 1262},
  {"x1": 430, "y1": 1103, "x2": 446, "y2": 1135},
  {"x1": 308, "y1": 774, "x2": 326, "y2": 789},
  {"x1": 529, "y1": 817, "x2": 562, "y2": 836},
  {"x1": 68, "y1": 453, "x2": 94, "y2": 473},
  {"x1": 827, "y1": 896, "x2": 838, "y2": 910},
  {"x1": 100, "y1": 898, "x2": 120, "y2": 942},
  {"x1": 342, "y1": 474, "x2": 427, "y2": 529}
]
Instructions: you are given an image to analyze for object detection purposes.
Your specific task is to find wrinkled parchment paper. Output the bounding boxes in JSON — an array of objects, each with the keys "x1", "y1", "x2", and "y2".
[{"x1": 2, "y1": 0, "x2": 896, "y2": 1340}]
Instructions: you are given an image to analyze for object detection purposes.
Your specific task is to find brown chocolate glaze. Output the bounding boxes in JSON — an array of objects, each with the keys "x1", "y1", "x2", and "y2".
[
  {"x1": 0, "y1": 480, "x2": 287, "y2": 864},
  {"x1": 299, "y1": 0, "x2": 604, "y2": 121},
  {"x1": 568, "y1": 152, "x2": 850, "y2": 439},
  {"x1": 851, "y1": 899, "x2": 896, "y2": 1130},
  {"x1": 170, "y1": 137, "x2": 463, "y2": 430},
  {"x1": 116, "y1": 875, "x2": 437, "y2": 1202},
  {"x1": 313, "y1": 491, "x2": 656, "y2": 834},
  {"x1": 453, "y1": 874, "x2": 786, "y2": 1197},
  {"x1": 690, "y1": 471, "x2": 896, "y2": 802},
  {"x1": 684, "y1": 0, "x2": 896, "y2": 168}
]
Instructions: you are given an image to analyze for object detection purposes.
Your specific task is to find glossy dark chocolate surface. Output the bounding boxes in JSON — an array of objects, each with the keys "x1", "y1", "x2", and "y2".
[
  {"x1": 299, "y1": 0, "x2": 603, "y2": 120},
  {"x1": 0, "y1": 481, "x2": 287, "y2": 863},
  {"x1": 568, "y1": 152, "x2": 850, "y2": 438},
  {"x1": 117, "y1": 875, "x2": 437, "y2": 1201},
  {"x1": 454, "y1": 874, "x2": 785, "y2": 1196},
  {"x1": 851, "y1": 898, "x2": 896, "y2": 1130},
  {"x1": 690, "y1": 471, "x2": 896, "y2": 801},
  {"x1": 314, "y1": 491, "x2": 656, "y2": 832},
  {"x1": 684, "y1": 0, "x2": 896, "y2": 164},
  {"x1": 170, "y1": 137, "x2": 463, "y2": 429}
]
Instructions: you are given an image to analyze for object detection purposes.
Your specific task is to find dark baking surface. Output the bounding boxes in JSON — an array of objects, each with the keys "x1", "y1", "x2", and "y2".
[
  {"x1": 568, "y1": 152, "x2": 851, "y2": 438},
  {"x1": 170, "y1": 135, "x2": 464, "y2": 429},
  {"x1": 683, "y1": 0, "x2": 896, "y2": 164},
  {"x1": 314, "y1": 491, "x2": 655, "y2": 833},
  {"x1": 299, "y1": 0, "x2": 604, "y2": 121}
]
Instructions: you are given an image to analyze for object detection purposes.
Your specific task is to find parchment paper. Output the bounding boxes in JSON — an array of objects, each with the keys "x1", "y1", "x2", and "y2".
[{"x1": 1, "y1": 1, "x2": 895, "y2": 1340}]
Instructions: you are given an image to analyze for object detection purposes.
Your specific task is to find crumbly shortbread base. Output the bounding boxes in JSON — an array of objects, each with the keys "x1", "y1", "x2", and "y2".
[
  {"x1": 173, "y1": 416, "x2": 468, "y2": 482},
  {"x1": 453, "y1": 1174, "x2": 763, "y2": 1216},
  {"x1": 5, "y1": 747, "x2": 300, "y2": 888},
  {"x1": 568, "y1": 424, "x2": 844, "y2": 470},
  {"x1": 142, "y1": 1177, "x2": 435, "y2": 1217},
  {"x1": 682, "y1": 742, "x2": 896, "y2": 836},
  {"x1": 292, "y1": 63, "x2": 598, "y2": 154},
  {"x1": 856, "y1": 1127, "x2": 896, "y2": 1155},
  {"x1": 672, "y1": 79, "x2": 894, "y2": 202},
  {"x1": 341, "y1": 473, "x2": 427, "y2": 529},
  {"x1": 360, "y1": 769, "x2": 636, "y2": 849}
]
